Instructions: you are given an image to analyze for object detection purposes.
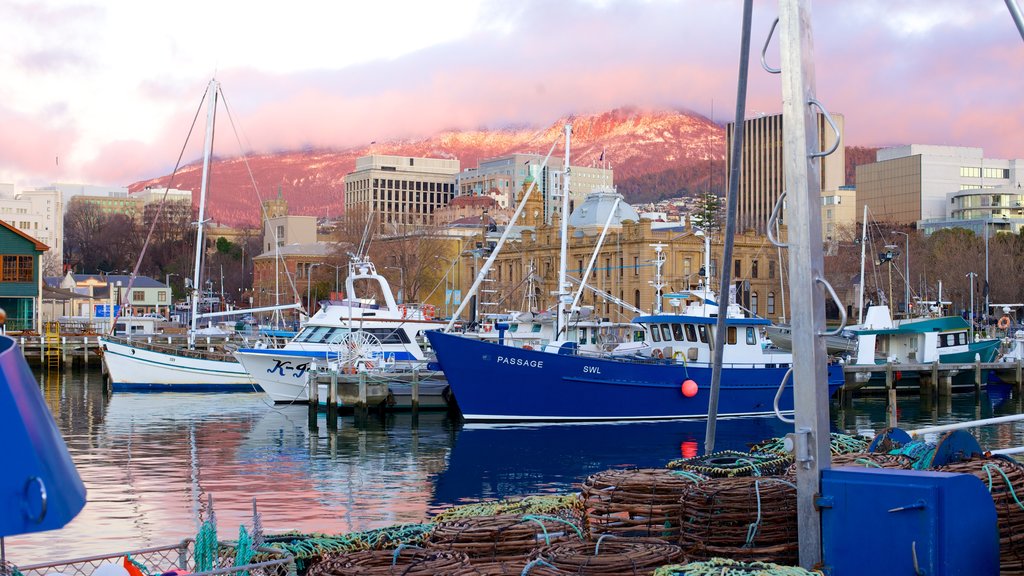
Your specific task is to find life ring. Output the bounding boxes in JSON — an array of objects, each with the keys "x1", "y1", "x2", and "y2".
[
  {"x1": 522, "y1": 345, "x2": 533, "y2": 350},
  {"x1": 653, "y1": 349, "x2": 664, "y2": 359},
  {"x1": 999, "y1": 316, "x2": 1011, "y2": 330},
  {"x1": 483, "y1": 325, "x2": 493, "y2": 333}
]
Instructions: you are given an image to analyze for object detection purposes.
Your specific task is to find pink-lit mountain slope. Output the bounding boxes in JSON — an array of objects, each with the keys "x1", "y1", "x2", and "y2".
[{"x1": 130, "y1": 107, "x2": 726, "y2": 227}]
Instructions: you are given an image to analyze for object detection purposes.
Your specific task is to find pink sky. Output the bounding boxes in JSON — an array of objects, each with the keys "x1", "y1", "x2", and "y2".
[{"x1": 1, "y1": 0, "x2": 1022, "y2": 188}]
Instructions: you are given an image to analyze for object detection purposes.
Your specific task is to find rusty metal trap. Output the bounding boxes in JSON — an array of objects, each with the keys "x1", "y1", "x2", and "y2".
[
  {"x1": 529, "y1": 536, "x2": 685, "y2": 575},
  {"x1": 678, "y1": 476, "x2": 799, "y2": 565},
  {"x1": 580, "y1": 468, "x2": 705, "y2": 541},
  {"x1": 425, "y1": 514, "x2": 584, "y2": 562}
]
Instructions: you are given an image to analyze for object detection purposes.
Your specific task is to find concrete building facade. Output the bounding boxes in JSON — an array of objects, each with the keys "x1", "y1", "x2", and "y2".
[
  {"x1": 856, "y1": 145, "x2": 1024, "y2": 227},
  {"x1": 726, "y1": 112, "x2": 846, "y2": 234},
  {"x1": 0, "y1": 187, "x2": 63, "y2": 274},
  {"x1": 344, "y1": 155, "x2": 459, "y2": 232}
]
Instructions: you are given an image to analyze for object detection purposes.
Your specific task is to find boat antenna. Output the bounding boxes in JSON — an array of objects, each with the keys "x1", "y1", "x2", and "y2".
[{"x1": 704, "y1": 0, "x2": 752, "y2": 455}]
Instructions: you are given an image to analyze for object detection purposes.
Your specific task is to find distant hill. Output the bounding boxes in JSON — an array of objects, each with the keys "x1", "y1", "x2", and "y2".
[{"x1": 130, "y1": 109, "x2": 880, "y2": 227}]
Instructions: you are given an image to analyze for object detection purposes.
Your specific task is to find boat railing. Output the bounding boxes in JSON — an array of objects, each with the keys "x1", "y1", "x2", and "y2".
[{"x1": 102, "y1": 335, "x2": 240, "y2": 363}]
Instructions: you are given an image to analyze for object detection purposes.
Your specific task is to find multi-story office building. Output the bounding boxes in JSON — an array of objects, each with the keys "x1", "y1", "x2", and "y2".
[
  {"x1": 67, "y1": 194, "x2": 143, "y2": 220},
  {"x1": 344, "y1": 155, "x2": 459, "y2": 232},
  {"x1": 856, "y1": 145, "x2": 1023, "y2": 227},
  {"x1": 918, "y1": 186, "x2": 1024, "y2": 236},
  {"x1": 726, "y1": 112, "x2": 846, "y2": 233},
  {"x1": 822, "y1": 185, "x2": 857, "y2": 242},
  {"x1": 0, "y1": 187, "x2": 63, "y2": 274},
  {"x1": 456, "y1": 153, "x2": 613, "y2": 223},
  {"x1": 47, "y1": 183, "x2": 130, "y2": 215}
]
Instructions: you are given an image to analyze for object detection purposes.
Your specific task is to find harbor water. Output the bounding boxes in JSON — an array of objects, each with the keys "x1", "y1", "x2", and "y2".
[{"x1": 8, "y1": 365, "x2": 1024, "y2": 564}]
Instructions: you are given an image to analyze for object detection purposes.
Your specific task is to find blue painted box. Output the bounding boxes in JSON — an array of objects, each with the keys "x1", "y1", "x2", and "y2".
[{"x1": 820, "y1": 467, "x2": 998, "y2": 575}]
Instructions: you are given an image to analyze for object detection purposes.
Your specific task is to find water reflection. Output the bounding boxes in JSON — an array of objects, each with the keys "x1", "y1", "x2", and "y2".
[{"x1": 7, "y1": 367, "x2": 1024, "y2": 564}]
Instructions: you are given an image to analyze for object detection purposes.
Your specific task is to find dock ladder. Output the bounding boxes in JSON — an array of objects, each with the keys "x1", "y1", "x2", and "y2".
[{"x1": 44, "y1": 321, "x2": 62, "y2": 369}]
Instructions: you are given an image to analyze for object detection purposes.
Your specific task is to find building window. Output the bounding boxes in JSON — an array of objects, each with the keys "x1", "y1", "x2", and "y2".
[
  {"x1": 634, "y1": 256, "x2": 639, "y2": 276},
  {"x1": 769, "y1": 261, "x2": 776, "y2": 279},
  {"x1": 751, "y1": 260, "x2": 758, "y2": 279},
  {"x1": 960, "y1": 166, "x2": 981, "y2": 178},
  {"x1": 984, "y1": 167, "x2": 1009, "y2": 179},
  {"x1": 158, "y1": 290, "x2": 167, "y2": 302},
  {"x1": 132, "y1": 290, "x2": 145, "y2": 302},
  {"x1": 0, "y1": 255, "x2": 33, "y2": 282},
  {"x1": 734, "y1": 259, "x2": 741, "y2": 278},
  {"x1": 750, "y1": 291, "x2": 759, "y2": 315},
  {"x1": 634, "y1": 289, "x2": 641, "y2": 309},
  {"x1": 767, "y1": 291, "x2": 775, "y2": 315}
]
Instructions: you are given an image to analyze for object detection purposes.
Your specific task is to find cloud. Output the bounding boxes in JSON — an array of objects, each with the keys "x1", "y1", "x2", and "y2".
[{"x1": 5, "y1": 0, "x2": 1024, "y2": 187}]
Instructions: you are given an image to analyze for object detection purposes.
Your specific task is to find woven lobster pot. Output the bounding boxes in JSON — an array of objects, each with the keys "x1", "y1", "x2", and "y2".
[
  {"x1": 452, "y1": 560, "x2": 562, "y2": 575},
  {"x1": 937, "y1": 457, "x2": 1024, "y2": 575},
  {"x1": 306, "y1": 548, "x2": 470, "y2": 576},
  {"x1": 530, "y1": 537, "x2": 685, "y2": 575},
  {"x1": 580, "y1": 468, "x2": 704, "y2": 541},
  {"x1": 678, "y1": 476, "x2": 798, "y2": 565},
  {"x1": 426, "y1": 514, "x2": 583, "y2": 562},
  {"x1": 667, "y1": 450, "x2": 792, "y2": 478}
]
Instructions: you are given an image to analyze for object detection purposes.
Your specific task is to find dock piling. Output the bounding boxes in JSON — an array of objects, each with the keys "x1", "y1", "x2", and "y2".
[
  {"x1": 308, "y1": 372, "x2": 319, "y2": 429},
  {"x1": 327, "y1": 371, "x2": 339, "y2": 428},
  {"x1": 411, "y1": 369, "x2": 420, "y2": 414},
  {"x1": 1017, "y1": 359, "x2": 1023, "y2": 393},
  {"x1": 355, "y1": 372, "x2": 368, "y2": 422},
  {"x1": 975, "y1": 356, "x2": 983, "y2": 394},
  {"x1": 885, "y1": 362, "x2": 897, "y2": 428}
]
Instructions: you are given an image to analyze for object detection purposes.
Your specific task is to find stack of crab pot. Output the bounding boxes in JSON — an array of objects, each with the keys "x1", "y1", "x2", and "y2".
[{"x1": 580, "y1": 468, "x2": 704, "y2": 542}]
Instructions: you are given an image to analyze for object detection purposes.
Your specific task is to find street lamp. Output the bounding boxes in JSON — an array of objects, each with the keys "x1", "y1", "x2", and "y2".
[
  {"x1": 967, "y1": 271, "x2": 978, "y2": 343},
  {"x1": 384, "y1": 266, "x2": 405, "y2": 304},
  {"x1": 891, "y1": 231, "x2": 909, "y2": 317},
  {"x1": 306, "y1": 263, "x2": 321, "y2": 317}
]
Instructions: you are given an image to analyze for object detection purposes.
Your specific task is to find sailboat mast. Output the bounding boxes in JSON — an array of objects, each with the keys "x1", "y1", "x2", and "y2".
[
  {"x1": 189, "y1": 79, "x2": 218, "y2": 345},
  {"x1": 556, "y1": 123, "x2": 572, "y2": 338}
]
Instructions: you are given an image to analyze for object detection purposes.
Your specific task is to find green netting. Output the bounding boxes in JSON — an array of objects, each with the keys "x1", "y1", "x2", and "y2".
[
  {"x1": 263, "y1": 523, "x2": 434, "y2": 571},
  {"x1": 654, "y1": 558, "x2": 823, "y2": 575},
  {"x1": 667, "y1": 450, "x2": 792, "y2": 478},
  {"x1": 888, "y1": 440, "x2": 938, "y2": 470},
  {"x1": 750, "y1": 433, "x2": 868, "y2": 457},
  {"x1": 431, "y1": 494, "x2": 584, "y2": 526}
]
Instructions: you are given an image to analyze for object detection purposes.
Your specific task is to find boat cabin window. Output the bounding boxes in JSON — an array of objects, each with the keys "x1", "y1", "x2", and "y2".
[
  {"x1": 650, "y1": 325, "x2": 661, "y2": 342},
  {"x1": 633, "y1": 330, "x2": 645, "y2": 342},
  {"x1": 296, "y1": 325, "x2": 333, "y2": 343},
  {"x1": 509, "y1": 324, "x2": 518, "y2": 333},
  {"x1": 746, "y1": 327, "x2": 757, "y2": 345},
  {"x1": 361, "y1": 327, "x2": 411, "y2": 344},
  {"x1": 697, "y1": 325, "x2": 709, "y2": 343},
  {"x1": 939, "y1": 332, "x2": 967, "y2": 347},
  {"x1": 660, "y1": 324, "x2": 672, "y2": 341},
  {"x1": 727, "y1": 326, "x2": 737, "y2": 345},
  {"x1": 671, "y1": 324, "x2": 684, "y2": 341},
  {"x1": 532, "y1": 324, "x2": 542, "y2": 333},
  {"x1": 685, "y1": 324, "x2": 697, "y2": 342}
]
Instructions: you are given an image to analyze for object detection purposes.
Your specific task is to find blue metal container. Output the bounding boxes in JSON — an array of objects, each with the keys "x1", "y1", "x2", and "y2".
[{"x1": 820, "y1": 468, "x2": 998, "y2": 575}]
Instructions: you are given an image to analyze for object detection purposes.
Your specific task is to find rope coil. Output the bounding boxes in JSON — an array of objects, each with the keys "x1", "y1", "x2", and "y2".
[{"x1": 668, "y1": 450, "x2": 792, "y2": 478}]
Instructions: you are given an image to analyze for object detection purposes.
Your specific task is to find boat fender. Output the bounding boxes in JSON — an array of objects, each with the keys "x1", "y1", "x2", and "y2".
[
  {"x1": 681, "y1": 379, "x2": 698, "y2": 397},
  {"x1": 522, "y1": 345, "x2": 533, "y2": 350},
  {"x1": 999, "y1": 316, "x2": 1011, "y2": 329}
]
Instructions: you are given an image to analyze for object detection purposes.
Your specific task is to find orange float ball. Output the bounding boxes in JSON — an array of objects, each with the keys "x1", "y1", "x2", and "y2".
[
  {"x1": 681, "y1": 379, "x2": 698, "y2": 398},
  {"x1": 0, "y1": 307, "x2": 6, "y2": 324}
]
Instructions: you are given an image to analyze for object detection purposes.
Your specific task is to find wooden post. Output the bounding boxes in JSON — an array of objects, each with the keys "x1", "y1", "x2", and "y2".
[
  {"x1": 975, "y1": 356, "x2": 983, "y2": 394},
  {"x1": 1017, "y1": 358, "x2": 1023, "y2": 392},
  {"x1": 356, "y1": 372, "x2": 369, "y2": 422},
  {"x1": 411, "y1": 369, "x2": 420, "y2": 414},
  {"x1": 83, "y1": 336, "x2": 90, "y2": 366},
  {"x1": 327, "y1": 370, "x2": 339, "y2": 428},
  {"x1": 308, "y1": 370, "x2": 319, "y2": 429}
]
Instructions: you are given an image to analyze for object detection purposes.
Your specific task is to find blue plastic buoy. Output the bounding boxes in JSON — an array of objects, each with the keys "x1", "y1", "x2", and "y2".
[{"x1": 0, "y1": 335, "x2": 86, "y2": 537}]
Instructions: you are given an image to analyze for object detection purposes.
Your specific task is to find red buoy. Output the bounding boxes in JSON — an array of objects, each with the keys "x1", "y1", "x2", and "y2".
[{"x1": 681, "y1": 379, "x2": 698, "y2": 397}]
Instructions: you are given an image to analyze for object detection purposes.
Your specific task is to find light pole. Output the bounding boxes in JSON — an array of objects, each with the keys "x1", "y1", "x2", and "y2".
[
  {"x1": 306, "y1": 263, "x2": 321, "y2": 318},
  {"x1": 435, "y1": 255, "x2": 453, "y2": 318},
  {"x1": 324, "y1": 263, "x2": 345, "y2": 298},
  {"x1": 385, "y1": 266, "x2": 405, "y2": 304},
  {"x1": 164, "y1": 273, "x2": 180, "y2": 319},
  {"x1": 891, "y1": 231, "x2": 909, "y2": 317},
  {"x1": 967, "y1": 271, "x2": 978, "y2": 343}
]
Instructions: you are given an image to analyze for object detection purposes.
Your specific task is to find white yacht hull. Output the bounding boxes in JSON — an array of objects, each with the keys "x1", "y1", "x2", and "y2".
[
  {"x1": 100, "y1": 337, "x2": 257, "y2": 391},
  {"x1": 234, "y1": 349, "x2": 318, "y2": 402}
]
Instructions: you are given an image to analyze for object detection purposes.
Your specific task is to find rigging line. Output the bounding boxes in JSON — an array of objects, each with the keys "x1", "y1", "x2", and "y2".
[
  {"x1": 110, "y1": 84, "x2": 209, "y2": 333},
  {"x1": 219, "y1": 88, "x2": 304, "y2": 307}
]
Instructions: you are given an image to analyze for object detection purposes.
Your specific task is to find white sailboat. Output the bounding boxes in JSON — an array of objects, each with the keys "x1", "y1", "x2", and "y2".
[{"x1": 99, "y1": 79, "x2": 296, "y2": 391}]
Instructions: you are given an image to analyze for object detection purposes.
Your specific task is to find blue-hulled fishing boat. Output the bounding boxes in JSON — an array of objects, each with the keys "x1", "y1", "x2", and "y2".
[{"x1": 427, "y1": 285, "x2": 844, "y2": 422}]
